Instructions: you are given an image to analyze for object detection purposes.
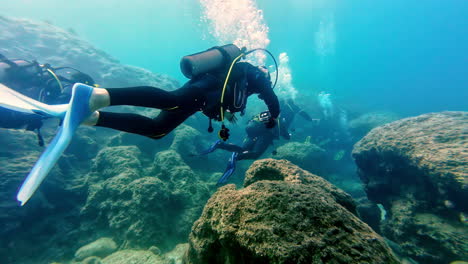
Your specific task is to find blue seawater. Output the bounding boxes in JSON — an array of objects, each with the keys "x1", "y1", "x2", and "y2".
[
  {"x1": 1, "y1": 1, "x2": 467, "y2": 263},
  {"x1": 3, "y1": 0, "x2": 467, "y2": 116}
]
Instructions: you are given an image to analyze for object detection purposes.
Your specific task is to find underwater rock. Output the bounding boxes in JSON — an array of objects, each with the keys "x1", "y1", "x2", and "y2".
[
  {"x1": 101, "y1": 250, "x2": 164, "y2": 264},
  {"x1": 0, "y1": 127, "x2": 95, "y2": 263},
  {"x1": 148, "y1": 246, "x2": 162, "y2": 256},
  {"x1": 186, "y1": 159, "x2": 399, "y2": 264},
  {"x1": 348, "y1": 111, "x2": 400, "y2": 140},
  {"x1": 163, "y1": 243, "x2": 189, "y2": 264},
  {"x1": 88, "y1": 145, "x2": 143, "y2": 182},
  {"x1": 273, "y1": 139, "x2": 326, "y2": 174},
  {"x1": 169, "y1": 125, "x2": 203, "y2": 155},
  {"x1": 81, "y1": 149, "x2": 210, "y2": 251},
  {"x1": 0, "y1": 16, "x2": 180, "y2": 89},
  {"x1": 355, "y1": 198, "x2": 382, "y2": 234},
  {"x1": 244, "y1": 159, "x2": 357, "y2": 214},
  {"x1": 74, "y1": 237, "x2": 117, "y2": 261},
  {"x1": 81, "y1": 256, "x2": 103, "y2": 264},
  {"x1": 0, "y1": 15, "x2": 183, "y2": 263},
  {"x1": 353, "y1": 111, "x2": 468, "y2": 263}
]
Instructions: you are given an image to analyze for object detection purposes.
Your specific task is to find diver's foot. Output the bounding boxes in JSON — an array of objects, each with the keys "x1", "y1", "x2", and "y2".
[
  {"x1": 67, "y1": 83, "x2": 95, "y2": 127},
  {"x1": 82, "y1": 111, "x2": 100, "y2": 126},
  {"x1": 217, "y1": 152, "x2": 238, "y2": 185},
  {"x1": 89, "y1": 87, "x2": 110, "y2": 112},
  {"x1": 199, "y1": 140, "x2": 222, "y2": 155}
]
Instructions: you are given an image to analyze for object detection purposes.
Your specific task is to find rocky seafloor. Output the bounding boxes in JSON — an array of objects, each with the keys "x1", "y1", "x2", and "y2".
[{"x1": 1, "y1": 16, "x2": 467, "y2": 264}]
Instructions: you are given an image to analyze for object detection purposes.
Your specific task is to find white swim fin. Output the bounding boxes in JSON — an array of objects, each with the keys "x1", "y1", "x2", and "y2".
[
  {"x1": 0, "y1": 83, "x2": 67, "y2": 118},
  {"x1": 16, "y1": 83, "x2": 94, "y2": 205}
]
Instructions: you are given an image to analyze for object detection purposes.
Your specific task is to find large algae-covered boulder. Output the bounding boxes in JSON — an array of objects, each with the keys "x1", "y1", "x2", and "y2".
[
  {"x1": 273, "y1": 140, "x2": 326, "y2": 174},
  {"x1": 186, "y1": 159, "x2": 399, "y2": 264},
  {"x1": 82, "y1": 148, "x2": 210, "y2": 251},
  {"x1": 0, "y1": 127, "x2": 100, "y2": 264},
  {"x1": 352, "y1": 111, "x2": 468, "y2": 263}
]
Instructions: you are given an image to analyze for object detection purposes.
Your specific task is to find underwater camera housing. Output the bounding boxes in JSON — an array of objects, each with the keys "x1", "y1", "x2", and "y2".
[
  {"x1": 180, "y1": 44, "x2": 243, "y2": 79},
  {"x1": 258, "y1": 111, "x2": 272, "y2": 123}
]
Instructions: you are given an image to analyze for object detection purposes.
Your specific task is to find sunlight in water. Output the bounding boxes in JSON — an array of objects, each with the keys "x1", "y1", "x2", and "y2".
[
  {"x1": 276, "y1": 52, "x2": 298, "y2": 100},
  {"x1": 199, "y1": 0, "x2": 270, "y2": 64}
]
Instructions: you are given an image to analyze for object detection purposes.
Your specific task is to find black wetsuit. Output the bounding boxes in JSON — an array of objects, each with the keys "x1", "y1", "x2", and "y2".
[
  {"x1": 95, "y1": 62, "x2": 280, "y2": 139},
  {"x1": 214, "y1": 99, "x2": 312, "y2": 160},
  {"x1": 0, "y1": 55, "x2": 96, "y2": 146}
]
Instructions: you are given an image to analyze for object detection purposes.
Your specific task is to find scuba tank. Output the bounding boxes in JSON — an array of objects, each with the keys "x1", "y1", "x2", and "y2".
[{"x1": 180, "y1": 44, "x2": 243, "y2": 79}]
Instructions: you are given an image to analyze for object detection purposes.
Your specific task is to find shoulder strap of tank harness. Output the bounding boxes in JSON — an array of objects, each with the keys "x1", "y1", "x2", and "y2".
[{"x1": 219, "y1": 48, "x2": 279, "y2": 123}]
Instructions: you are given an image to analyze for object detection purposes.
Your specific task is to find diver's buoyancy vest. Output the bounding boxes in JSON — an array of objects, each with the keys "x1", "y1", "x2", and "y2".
[{"x1": 201, "y1": 62, "x2": 249, "y2": 121}]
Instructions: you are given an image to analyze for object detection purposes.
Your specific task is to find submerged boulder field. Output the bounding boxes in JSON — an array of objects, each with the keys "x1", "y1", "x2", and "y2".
[
  {"x1": 353, "y1": 111, "x2": 468, "y2": 263},
  {"x1": 186, "y1": 159, "x2": 399, "y2": 264},
  {"x1": 0, "y1": 16, "x2": 210, "y2": 264}
]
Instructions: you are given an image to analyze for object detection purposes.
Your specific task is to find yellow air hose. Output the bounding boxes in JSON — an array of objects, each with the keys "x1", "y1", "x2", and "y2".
[
  {"x1": 45, "y1": 68, "x2": 64, "y2": 92},
  {"x1": 219, "y1": 53, "x2": 245, "y2": 122}
]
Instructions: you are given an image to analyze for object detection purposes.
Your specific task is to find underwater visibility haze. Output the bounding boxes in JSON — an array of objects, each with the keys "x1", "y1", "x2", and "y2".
[{"x1": 0, "y1": 0, "x2": 467, "y2": 263}]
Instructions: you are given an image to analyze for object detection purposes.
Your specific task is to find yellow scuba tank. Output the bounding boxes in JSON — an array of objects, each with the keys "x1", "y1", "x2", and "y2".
[{"x1": 180, "y1": 44, "x2": 243, "y2": 79}]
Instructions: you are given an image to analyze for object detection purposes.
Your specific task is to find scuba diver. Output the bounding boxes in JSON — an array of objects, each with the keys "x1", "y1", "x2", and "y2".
[
  {"x1": 199, "y1": 98, "x2": 313, "y2": 184},
  {"x1": 80, "y1": 45, "x2": 280, "y2": 141},
  {"x1": 0, "y1": 53, "x2": 96, "y2": 146},
  {"x1": 0, "y1": 44, "x2": 280, "y2": 205}
]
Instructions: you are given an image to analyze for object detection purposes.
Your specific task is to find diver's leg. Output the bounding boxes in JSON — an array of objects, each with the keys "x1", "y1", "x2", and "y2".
[
  {"x1": 95, "y1": 109, "x2": 196, "y2": 139},
  {"x1": 199, "y1": 136, "x2": 253, "y2": 156},
  {"x1": 217, "y1": 142, "x2": 245, "y2": 153},
  {"x1": 237, "y1": 136, "x2": 272, "y2": 160},
  {"x1": 89, "y1": 86, "x2": 181, "y2": 111}
]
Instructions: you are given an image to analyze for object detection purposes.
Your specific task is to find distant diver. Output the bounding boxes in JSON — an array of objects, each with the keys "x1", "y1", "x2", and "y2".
[
  {"x1": 0, "y1": 44, "x2": 280, "y2": 205},
  {"x1": 0, "y1": 53, "x2": 97, "y2": 146},
  {"x1": 199, "y1": 98, "x2": 313, "y2": 184}
]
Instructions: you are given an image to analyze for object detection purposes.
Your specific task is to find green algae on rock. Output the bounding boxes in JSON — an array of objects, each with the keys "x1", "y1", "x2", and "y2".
[
  {"x1": 81, "y1": 148, "x2": 210, "y2": 251},
  {"x1": 186, "y1": 159, "x2": 399, "y2": 264},
  {"x1": 353, "y1": 111, "x2": 468, "y2": 263},
  {"x1": 273, "y1": 140, "x2": 326, "y2": 174},
  {"x1": 101, "y1": 250, "x2": 164, "y2": 264},
  {"x1": 74, "y1": 237, "x2": 117, "y2": 261}
]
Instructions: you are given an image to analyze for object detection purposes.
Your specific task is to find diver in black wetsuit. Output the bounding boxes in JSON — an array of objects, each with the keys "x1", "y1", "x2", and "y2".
[
  {"x1": 199, "y1": 98, "x2": 312, "y2": 184},
  {"x1": 0, "y1": 53, "x2": 96, "y2": 146},
  {"x1": 85, "y1": 45, "x2": 280, "y2": 141}
]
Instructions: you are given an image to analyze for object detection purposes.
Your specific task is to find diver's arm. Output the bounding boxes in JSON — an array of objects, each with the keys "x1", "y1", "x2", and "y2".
[
  {"x1": 261, "y1": 87, "x2": 280, "y2": 119},
  {"x1": 246, "y1": 64, "x2": 280, "y2": 119},
  {"x1": 298, "y1": 110, "x2": 313, "y2": 122}
]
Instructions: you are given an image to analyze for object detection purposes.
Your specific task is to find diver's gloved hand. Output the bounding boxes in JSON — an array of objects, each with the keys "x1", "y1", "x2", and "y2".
[
  {"x1": 265, "y1": 117, "x2": 276, "y2": 129},
  {"x1": 217, "y1": 152, "x2": 238, "y2": 185},
  {"x1": 197, "y1": 140, "x2": 222, "y2": 156}
]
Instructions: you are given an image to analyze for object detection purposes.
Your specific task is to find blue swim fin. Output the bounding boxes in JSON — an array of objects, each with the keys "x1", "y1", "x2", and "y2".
[
  {"x1": 217, "y1": 152, "x2": 238, "y2": 185},
  {"x1": 198, "y1": 140, "x2": 222, "y2": 156},
  {"x1": 0, "y1": 83, "x2": 67, "y2": 118},
  {"x1": 16, "y1": 83, "x2": 94, "y2": 206}
]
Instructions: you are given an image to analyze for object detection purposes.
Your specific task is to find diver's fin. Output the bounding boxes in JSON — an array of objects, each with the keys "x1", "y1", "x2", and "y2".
[
  {"x1": 217, "y1": 152, "x2": 238, "y2": 185},
  {"x1": 0, "y1": 83, "x2": 67, "y2": 118},
  {"x1": 16, "y1": 83, "x2": 94, "y2": 206},
  {"x1": 198, "y1": 140, "x2": 222, "y2": 156}
]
